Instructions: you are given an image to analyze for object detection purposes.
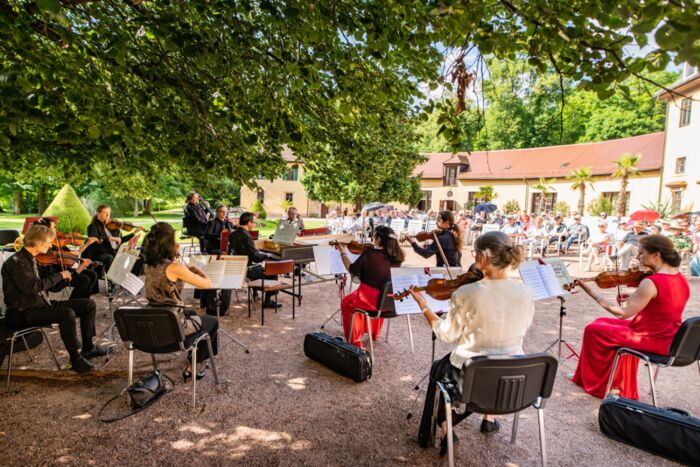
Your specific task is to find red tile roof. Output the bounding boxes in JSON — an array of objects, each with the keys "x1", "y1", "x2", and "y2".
[{"x1": 414, "y1": 132, "x2": 664, "y2": 180}]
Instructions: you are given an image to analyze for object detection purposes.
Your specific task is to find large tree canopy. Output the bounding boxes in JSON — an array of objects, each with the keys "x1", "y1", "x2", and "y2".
[{"x1": 1, "y1": 0, "x2": 698, "y2": 202}]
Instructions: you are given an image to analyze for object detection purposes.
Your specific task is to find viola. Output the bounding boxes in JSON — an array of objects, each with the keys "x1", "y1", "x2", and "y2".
[
  {"x1": 564, "y1": 267, "x2": 652, "y2": 291},
  {"x1": 393, "y1": 268, "x2": 484, "y2": 301},
  {"x1": 329, "y1": 240, "x2": 374, "y2": 255},
  {"x1": 36, "y1": 251, "x2": 87, "y2": 268},
  {"x1": 105, "y1": 219, "x2": 139, "y2": 232}
]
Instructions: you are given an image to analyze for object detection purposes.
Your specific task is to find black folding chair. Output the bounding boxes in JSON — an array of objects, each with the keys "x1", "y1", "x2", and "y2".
[
  {"x1": 114, "y1": 306, "x2": 219, "y2": 408},
  {"x1": 0, "y1": 229, "x2": 20, "y2": 261},
  {"x1": 606, "y1": 316, "x2": 700, "y2": 406},
  {"x1": 349, "y1": 281, "x2": 414, "y2": 366},
  {"x1": 2, "y1": 321, "x2": 61, "y2": 391},
  {"x1": 434, "y1": 353, "x2": 558, "y2": 467}
]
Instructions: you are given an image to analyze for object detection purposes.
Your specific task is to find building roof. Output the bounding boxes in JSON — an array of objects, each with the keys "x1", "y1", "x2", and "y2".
[
  {"x1": 657, "y1": 73, "x2": 700, "y2": 101},
  {"x1": 414, "y1": 132, "x2": 664, "y2": 180}
]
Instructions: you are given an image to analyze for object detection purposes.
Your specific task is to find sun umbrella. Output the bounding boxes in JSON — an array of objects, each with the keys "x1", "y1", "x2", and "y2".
[
  {"x1": 474, "y1": 203, "x2": 497, "y2": 214},
  {"x1": 629, "y1": 210, "x2": 660, "y2": 222},
  {"x1": 361, "y1": 202, "x2": 385, "y2": 212}
]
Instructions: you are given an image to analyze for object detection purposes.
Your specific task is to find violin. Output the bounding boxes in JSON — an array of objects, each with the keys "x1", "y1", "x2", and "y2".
[
  {"x1": 401, "y1": 229, "x2": 442, "y2": 243},
  {"x1": 105, "y1": 219, "x2": 140, "y2": 232},
  {"x1": 54, "y1": 231, "x2": 90, "y2": 248},
  {"x1": 36, "y1": 251, "x2": 88, "y2": 268},
  {"x1": 564, "y1": 267, "x2": 652, "y2": 291},
  {"x1": 393, "y1": 268, "x2": 484, "y2": 301},
  {"x1": 329, "y1": 240, "x2": 374, "y2": 255}
]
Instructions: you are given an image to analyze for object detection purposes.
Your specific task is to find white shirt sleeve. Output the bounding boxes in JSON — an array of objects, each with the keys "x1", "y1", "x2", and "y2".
[{"x1": 432, "y1": 289, "x2": 474, "y2": 343}]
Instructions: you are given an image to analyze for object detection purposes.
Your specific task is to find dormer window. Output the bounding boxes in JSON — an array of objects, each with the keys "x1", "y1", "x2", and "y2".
[{"x1": 443, "y1": 166, "x2": 458, "y2": 186}]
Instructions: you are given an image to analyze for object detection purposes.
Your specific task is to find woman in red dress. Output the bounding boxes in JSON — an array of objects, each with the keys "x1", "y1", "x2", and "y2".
[
  {"x1": 336, "y1": 226, "x2": 404, "y2": 347},
  {"x1": 572, "y1": 235, "x2": 690, "y2": 399}
]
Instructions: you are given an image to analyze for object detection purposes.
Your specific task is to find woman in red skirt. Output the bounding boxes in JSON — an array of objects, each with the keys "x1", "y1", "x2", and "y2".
[
  {"x1": 572, "y1": 235, "x2": 690, "y2": 399},
  {"x1": 336, "y1": 226, "x2": 404, "y2": 347}
]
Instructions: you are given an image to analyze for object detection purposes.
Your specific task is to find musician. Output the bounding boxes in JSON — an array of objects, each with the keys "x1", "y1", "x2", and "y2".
[
  {"x1": 408, "y1": 232, "x2": 534, "y2": 455},
  {"x1": 336, "y1": 225, "x2": 404, "y2": 347},
  {"x1": 228, "y1": 212, "x2": 281, "y2": 308},
  {"x1": 284, "y1": 206, "x2": 305, "y2": 232},
  {"x1": 84, "y1": 204, "x2": 143, "y2": 275},
  {"x1": 1, "y1": 225, "x2": 109, "y2": 373},
  {"x1": 408, "y1": 210, "x2": 462, "y2": 268},
  {"x1": 143, "y1": 222, "x2": 218, "y2": 381},
  {"x1": 33, "y1": 217, "x2": 100, "y2": 299},
  {"x1": 572, "y1": 235, "x2": 689, "y2": 400},
  {"x1": 198, "y1": 205, "x2": 235, "y2": 316},
  {"x1": 183, "y1": 191, "x2": 214, "y2": 251}
]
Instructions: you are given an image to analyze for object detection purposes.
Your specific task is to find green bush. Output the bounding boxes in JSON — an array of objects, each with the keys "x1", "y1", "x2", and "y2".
[
  {"x1": 502, "y1": 199, "x2": 520, "y2": 214},
  {"x1": 553, "y1": 201, "x2": 570, "y2": 216},
  {"x1": 250, "y1": 199, "x2": 267, "y2": 220},
  {"x1": 586, "y1": 196, "x2": 613, "y2": 216},
  {"x1": 43, "y1": 184, "x2": 92, "y2": 234}
]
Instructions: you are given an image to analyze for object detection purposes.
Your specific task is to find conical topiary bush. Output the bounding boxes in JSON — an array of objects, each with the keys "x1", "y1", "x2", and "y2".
[{"x1": 43, "y1": 184, "x2": 92, "y2": 234}]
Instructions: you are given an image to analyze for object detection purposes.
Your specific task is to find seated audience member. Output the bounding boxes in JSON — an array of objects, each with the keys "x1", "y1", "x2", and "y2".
[
  {"x1": 668, "y1": 220, "x2": 693, "y2": 252},
  {"x1": 572, "y1": 235, "x2": 689, "y2": 399},
  {"x1": 143, "y1": 222, "x2": 219, "y2": 381},
  {"x1": 614, "y1": 221, "x2": 648, "y2": 270},
  {"x1": 409, "y1": 232, "x2": 534, "y2": 455},
  {"x1": 584, "y1": 222, "x2": 612, "y2": 272},
  {"x1": 500, "y1": 215, "x2": 523, "y2": 242},
  {"x1": 520, "y1": 216, "x2": 549, "y2": 255},
  {"x1": 563, "y1": 215, "x2": 589, "y2": 252},
  {"x1": 547, "y1": 215, "x2": 568, "y2": 248},
  {"x1": 2, "y1": 224, "x2": 109, "y2": 373}
]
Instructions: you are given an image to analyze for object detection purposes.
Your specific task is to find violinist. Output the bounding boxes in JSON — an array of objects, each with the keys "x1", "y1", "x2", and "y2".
[
  {"x1": 1, "y1": 225, "x2": 109, "y2": 373},
  {"x1": 183, "y1": 191, "x2": 214, "y2": 252},
  {"x1": 336, "y1": 225, "x2": 404, "y2": 347},
  {"x1": 84, "y1": 204, "x2": 144, "y2": 275},
  {"x1": 407, "y1": 231, "x2": 534, "y2": 456},
  {"x1": 33, "y1": 217, "x2": 100, "y2": 299},
  {"x1": 408, "y1": 211, "x2": 462, "y2": 267},
  {"x1": 571, "y1": 235, "x2": 690, "y2": 400}
]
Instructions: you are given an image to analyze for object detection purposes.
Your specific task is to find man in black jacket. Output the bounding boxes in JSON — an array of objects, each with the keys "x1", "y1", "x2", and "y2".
[
  {"x1": 200, "y1": 205, "x2": 235, "y2": 315},
  {"x1": 1, "y1": 225, "x2": 109, "y2": 373},
  {"x1": 229, "y1": 212, "x2": 281, "y2": 308},
  {"x1": 183, "y1": 191, "x2": 213, "y2": 252}
]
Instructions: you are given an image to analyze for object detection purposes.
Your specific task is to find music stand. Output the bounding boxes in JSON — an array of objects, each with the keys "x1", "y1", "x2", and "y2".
[
  {"x1": 210, "y1": 288, "x2": 250, "y2": 354},
  {"x1": 544, "y1": 295, "x2": 580, "y2": 361},
  {"x1": 320, "y1": 273, "x2": 352, "y2": 329}
]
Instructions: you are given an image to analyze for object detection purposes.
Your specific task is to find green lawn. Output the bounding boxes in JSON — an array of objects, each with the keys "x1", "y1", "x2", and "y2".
[{"x1": 0, "y1": 210, "x2": 326, "y2": 242}]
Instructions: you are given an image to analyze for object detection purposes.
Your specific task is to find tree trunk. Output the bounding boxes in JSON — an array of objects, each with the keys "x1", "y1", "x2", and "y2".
[
  {"x1": 143, "y1": 199, "x2": 152, "y2": 215},
  {"x1": 12, "y1": 190, "x2": 25, "y2": 214},
  {"x1": 37, "y1": 184, "x2": 47, "y2": 215},
  {"x1": 617, "y1": 176, "x2": 628, "y2": 217},
  {"x1": 539, "y1": 194, "x2": 546, "y2": 215},
  {"x1": 133, "y1": 198, "x2": 139, "y2": 217}
]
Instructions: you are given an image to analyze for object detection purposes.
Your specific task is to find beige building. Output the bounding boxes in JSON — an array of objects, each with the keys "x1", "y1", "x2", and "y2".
[
  {"x1": 658, "y1": 63, "x2": 700, "y2": 212},
  {"x1": 415, "y1": 132, "x2": 664, "y2": 215}
]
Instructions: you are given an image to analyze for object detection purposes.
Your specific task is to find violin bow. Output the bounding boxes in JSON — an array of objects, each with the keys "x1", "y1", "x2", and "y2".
[{"x1": 432, "y1": 230, "x2": 454, "y2": 280}]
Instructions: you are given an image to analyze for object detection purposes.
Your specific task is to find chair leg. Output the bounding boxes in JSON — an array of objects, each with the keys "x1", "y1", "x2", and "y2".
[
  {"x1": 511, "y1": 411, "x2": 520, "y2": 444},
  {"x1": 6, "y1": 337, "x2": 16, "y2": 391},
  {"x1": 261, "y1": 297, "x2": 265, "y2": 326},
  {"x1": 445, "y1": 397, "x2": 454, "y2": 467},
  {"x1": 431, "y1": 384, "x2": 440, "y2": 448},
  {"x1": 537, "y1": 406, "x2": 547, "y2": 467},
  {"x1": 348, "y1": 311, "x2": 357, "y2": 344},
  {"x1": 127, "y1": 347, "x2": 134, "y2": 386},
  {"x1": 21, "y1": 335, "x2": 33, "y2": 363},
  {"x1": 206, "y1": 336, "x2": 219, "y2": 385},
  {"x1": 604, "y1": 351, "x2": 623, "y2": 397},
  {"x1": 247, "y1": 288, "x2": 252, "y2": 319},
  {"x1": 365, "y1": 315, "x2": 374, "y2": 366},
  {"x1": 646, "y1": 363, "x2": 658, "y2": 407},
  {"x1": 151, "y1": 354, "x2": 157, "y2": 370},
  {"x1": 192, "y1": 345, "x2": 198, "y2": 409},
  {"x1": 406, "y1": 315, "x2": 414, "y2": 354},
  {"x1": 385, "y1": 319, "x2": 391, "y2": 343},
  {"x1": 40, "y1": 329, "x2": 62, "y2": 370}
]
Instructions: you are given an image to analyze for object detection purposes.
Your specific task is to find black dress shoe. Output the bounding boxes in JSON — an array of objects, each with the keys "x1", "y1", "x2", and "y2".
[
  {"x1": 182, "y1": 368, "x2": 206, "y2": 382},
  {"x1": 70, "y1": 356, "x2": 95, "y2": 373},
  {"x1": 439, "y1": 432, "x2": 459, "y2": 458},
  {"x1": 480, "y1": 418, "x2": 500, "y2": 434},
  {"x1": 262, "y1": 301, "x2": 283, "y2": 309},
  {"x1": 81, "y1": 346, "x2": 112, "y2": 360}
]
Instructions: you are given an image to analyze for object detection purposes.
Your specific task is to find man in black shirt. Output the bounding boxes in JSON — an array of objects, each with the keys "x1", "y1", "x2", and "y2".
[
  {"x1": 2, "y1": 225, "x2": 109, "y2": 372},
  {"x1": 183, "y1": 191, "x2": 214, "y2": 252},
  {"x1": 229, "y1": 212, "x2": 281, "y2": 308},
  {"x1": 200, "y1": 205, "x2": 235, "y2": 316}
]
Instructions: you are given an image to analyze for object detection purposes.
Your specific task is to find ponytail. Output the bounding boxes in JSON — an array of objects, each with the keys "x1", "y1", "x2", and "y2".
[{"x1": 374, "y1": 225, "x2": 404, "y2": 265}]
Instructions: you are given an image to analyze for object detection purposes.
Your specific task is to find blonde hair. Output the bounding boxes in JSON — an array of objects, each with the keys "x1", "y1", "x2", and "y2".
[{"x1": 24, "y1": 225, "x2": 55, "y2": 247}]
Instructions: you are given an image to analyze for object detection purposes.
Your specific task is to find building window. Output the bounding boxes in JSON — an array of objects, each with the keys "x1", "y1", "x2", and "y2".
[
  {"x1": 282, "y1": 165, "x2": 299, "y2": 181},
  {"x1": 671, "y1": 190, "x2": 683, "y2": 212},
  {"x1": 256, "y1": 190, "x2": 264, "y2": 203},
  {"x1": 675, "y1": 156, "x2": 686, "y2": 174},
  {"x1": 530, "y1": 193, "x2": 558, "y2": 213},
  {"x1": 680, "y1": 99, "x2": 692, "y2": 127},
  {"x1": 417, "y1": 190, "x2": 432, "y2": 211},
  {"x1": 285, "y1": 192, "x2": 294, "y2": 203},
  {"x1": 443, "y1": 166, "x2": 458, "y2": 186},
  {"x1": 601, "y1": 191, "x2": 631, "y2": 215}
]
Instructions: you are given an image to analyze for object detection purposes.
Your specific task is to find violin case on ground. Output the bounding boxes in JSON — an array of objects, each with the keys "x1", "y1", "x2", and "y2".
[
  {"x1": 303, "y1": 332, "x2": 372, "y2": 383},
  {"x1": 599, "y1": 395, "x2": 700, "y2": 465}
]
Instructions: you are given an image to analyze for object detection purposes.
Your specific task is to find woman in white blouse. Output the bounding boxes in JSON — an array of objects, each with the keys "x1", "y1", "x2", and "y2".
[
  {"x1": 409, "y1": 231, "x2": 535, "y2": 457},
  {"x1": 584, "y1": 221, "x2": 613, "y2": 271}
]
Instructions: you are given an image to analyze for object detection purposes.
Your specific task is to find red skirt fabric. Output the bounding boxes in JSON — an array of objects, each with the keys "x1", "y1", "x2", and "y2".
[{"x1": 340, "y1": 283, "x2": 384, "y2": 347}]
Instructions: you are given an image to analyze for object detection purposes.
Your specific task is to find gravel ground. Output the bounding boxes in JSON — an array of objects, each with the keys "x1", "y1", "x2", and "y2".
[{"x1": 1, "y1": 248, "x2": 699, "y2": 466}]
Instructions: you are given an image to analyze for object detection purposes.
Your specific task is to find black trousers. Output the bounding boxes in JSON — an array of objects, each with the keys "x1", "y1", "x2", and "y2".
[
  {"x1": 184, "y1": 315, "x2": 219, "y2": 363},
  {"x1": 247, "y1": 264, "x2": 278, "y2": 302},
  {"x1": 418, "y1": 353, "x2": 472, "y2": 448},
  {"x1": 6, "y1": 299, "x2": 97, "y2": 361},
  {"x1": 200, "y1": 289, "x2": 232, "y2": 316},
  {"x1": 47, "y1": 268, "x2": 99, "y2": 299}
]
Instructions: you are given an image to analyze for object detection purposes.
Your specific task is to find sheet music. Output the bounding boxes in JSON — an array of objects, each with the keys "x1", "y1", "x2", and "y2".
[
  {"x1": 391, "y1": 267, "x2": 451, "y2": 315},
  {"x1": 273, "y1": 220, "x2": 299, "y2": 244},
  {"x1": 518, "y1": 260, "x2": 566, "y2": 301},
  {"x1": 544, "y1": 257, "x2": 572, "y2": 288},
  {"x1": 121, "y1": 272, "x2": 144, "y2": 295},
  {"x1": 106, "y1": 252, "x2": 137, "y2": 285},
  {"x1": 481, "y1": 223, "x2": 500, "y2": 234},
  {"x1": 406, "y1": 219, "x2": 424, "y2": 235},
  {"x1": 185, "y1": 260, "x2": 225, "y2": 289},
  {"x1": 184, "y1": 255, "x2": 248, "y2": 289},
  {"x1": 390, "y1": 219, "x2": 405, "y2": 233},
  {"x1": 312, "y1": 245, "x2": 359, "y2": 276}
]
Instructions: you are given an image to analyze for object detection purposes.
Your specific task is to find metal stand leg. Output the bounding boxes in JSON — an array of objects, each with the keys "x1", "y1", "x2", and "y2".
[
  {"x1": 537, "y1": 405, "x2": 547, "y2": 467},
  {"x1": 214, "y1": 289, "x2": 250, "y2": 354},
  {"x1": 544, "y1": 296, "x2": 579, "y2": 362},
  {"x1": 6, "y1": 337, "x2": 15, "y2": 391},
  {"x1": 320, "y1": 274, "x2": 349, "y2": 329},
  {"x1": 647, "y1": 362, "x2": 658, "y2": 407},
  {"x1": 206, "y1": 337, "x2": 220, "y2": 385},
  {"x1": 406, "y1": 315, "x2": 414, "y2": 353},
  {"x1": 191, "y1": 344, "x2": 198, "y2": 408}
]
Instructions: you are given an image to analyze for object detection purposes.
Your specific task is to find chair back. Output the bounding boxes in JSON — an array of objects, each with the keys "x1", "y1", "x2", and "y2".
[
  {"x1": 250, "y1": 230, "x2": 260, "y2": 240},
  {"x1": 114, "y1": 306, "x2": 185, "y2": 354},
  {"x1": 0, "y1": 229, "x2": 20, "y2": 246},
  {"x1": 220, "y1": 229, "x2": 231, "y2": 253},
  {"x1": 181, "y1": 217, "x2": 191, "y2": 237},
  {"x1": 667, "y1": 316, "x2": 700, "y2": 366},
  {"x1": 459, "y1": 353, "x2": 558, "y2": 415},
  {"x1": 265, "y1": 259, "x2": 294, "y2": 275},
  {"x1": 375, "y1": 281, "x2": 398, "y2": 318}
]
